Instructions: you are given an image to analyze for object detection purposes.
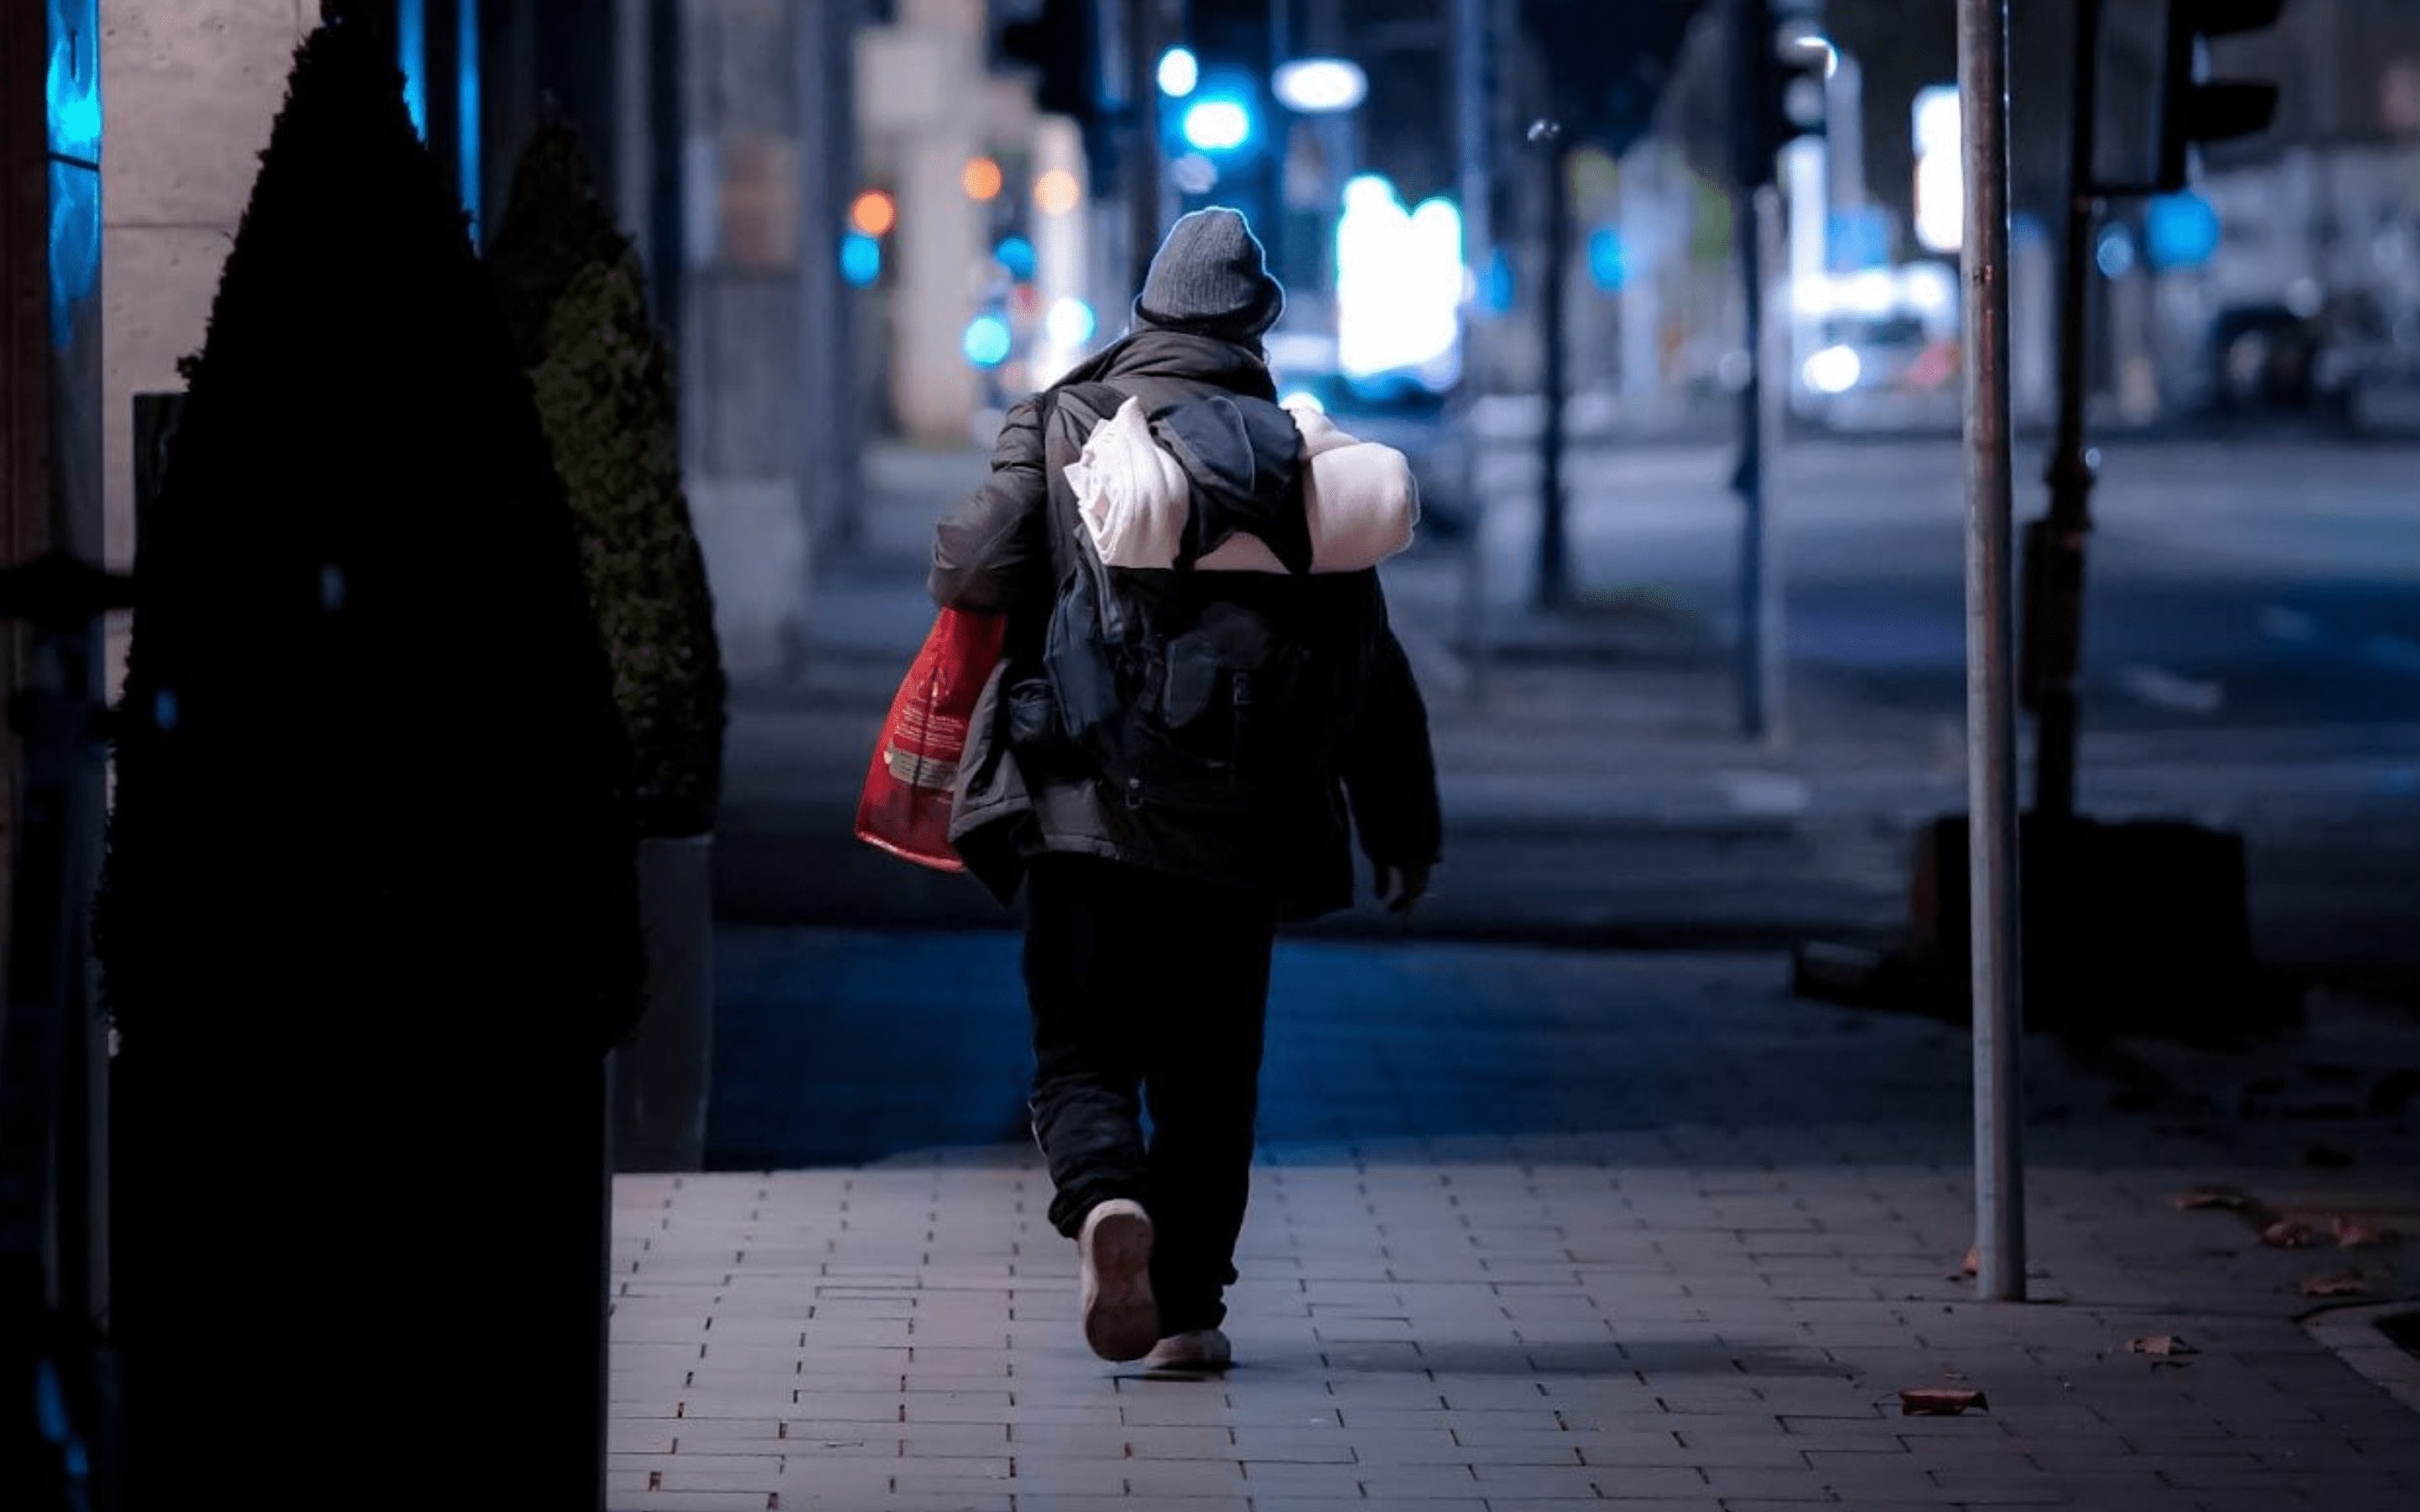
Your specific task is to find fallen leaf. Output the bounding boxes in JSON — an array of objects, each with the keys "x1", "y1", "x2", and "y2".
[
  {"x1": 2174, "y1": 1187, "x2": 2254, "y2": 1212},
  {"x1": 2300, "y1": 1271, "x2": 2373, "y2": 1299},
  {"x1": 2332, "y1": 1215, "x2": 2401, "y2": 1249},
  {"x1": 1900, "y1": 1387, "x2": 1989, "y2": 1416},
  {"x1": 2262, "y1": 1218, "x2": 2320, "y2": 1249},
  {"x1": 2126, "y1": 1335, "x2": 2196, "y2": 1357},
  {"x1": 1958, "y1": 1245, "x2": 1979, "y2": 1277}
]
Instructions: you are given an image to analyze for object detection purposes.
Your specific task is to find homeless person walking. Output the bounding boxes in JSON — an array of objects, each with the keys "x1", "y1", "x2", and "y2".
[{"x1": 929, "y1": 207, "x2": 1444, "y2": 1371}]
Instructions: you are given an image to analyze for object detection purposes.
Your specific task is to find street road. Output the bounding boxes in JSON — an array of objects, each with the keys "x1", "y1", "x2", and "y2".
[
  {"x1": 739, "y1": 433, "x2": 2420, "y2": 991},
  {"x1": 1463, "y1": 434, "x2": 2420, "y2": 732}
]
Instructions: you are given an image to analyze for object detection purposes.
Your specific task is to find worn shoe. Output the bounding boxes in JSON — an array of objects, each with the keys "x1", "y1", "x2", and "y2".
[
  {"x1": 1142, "y1": 1328, "x2": 1234, "y2": 1373},
  {"x1": 1076, "y1": 1200, "x2": 1159, "y2": 1362}
]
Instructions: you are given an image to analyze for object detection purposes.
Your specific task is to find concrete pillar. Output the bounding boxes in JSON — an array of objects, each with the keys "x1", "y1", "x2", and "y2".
[
  {"x1": 796, "y1": 0, "x2": 863, "y2": 549},
  {"x1": 101, "y1": 0, "x2": 317, "y2": 690},
  {"x1": 876, "y1": 0, "x2": 985, "y2": 439},
  {"x1": 1028, "y1": 114, "x2": 1090, "y2": 384},
  {"x1": 681, "y1": 0, "x2": 812, "y2": 681}
]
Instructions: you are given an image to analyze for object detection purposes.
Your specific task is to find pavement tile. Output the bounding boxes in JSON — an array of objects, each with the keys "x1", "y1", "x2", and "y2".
[{"x1": 620, "y1": 932, "x2": 2420, "y2": 1512}]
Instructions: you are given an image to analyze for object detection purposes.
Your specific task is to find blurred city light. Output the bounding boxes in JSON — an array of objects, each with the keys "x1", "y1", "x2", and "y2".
[
  {"x1": 1586, "y1": 227, "x2": 1627, "y2": 291},
  {"x1": 1479, "y1": 249, "x2": 1516, "y2": 315},
  {"x1": 993, "y1": 234, "x2": 1037, "y2": 280},
  {"x1": 2096, "y1": 224, "x2": 2138, "y2": 278},
  {"x1": 1842, "y1": 268, "x2": 1897, "y2": 314},
  {"x1": 961, "y1": 156, "x2": 1004, "y2": 202},
  {"x1": 1170, "y1": 153, "x2": 1219, "y2": 194},
  {"x1": 839, "y1": 232, "x2": 882, "y2": 287},
  {"x1": 1181, "y1": 97, "x2": 1254, "y2": 153},
  {"x1": 1336, "y1": 174, "x2": 1462, "y2": 388},
  {"x1": 961, "y1": 313, "x2": 1013, "y2": 369},
  {"x1": 1158, "y1": 46, "x2": 1200, "y2": 97},
  {"x1": 1033, "y1": 168, "x2": 1081, "y2": 217},
  {"x1": 1271, "y1": 58, "x2": 1368, "y2": 114},
  {"x1": 2144, "y1": 191, "x2": 2222, "y2": 270},
  {"x1": 1912, "y1": 85, "x2": 1963, "y2": 254},
  {"x1": 1045, "y1": 296, "x2": 1097, "y2": 350},
  {"x1": 850, "y1": 189, "x2": 897, "y2": 237},
  {"x1": 1899, "y1": 260, "x2": 1959, "y2": 318},
  {"x1": 1802, "y1": 344, "x2": 1863, "y2": 394}
]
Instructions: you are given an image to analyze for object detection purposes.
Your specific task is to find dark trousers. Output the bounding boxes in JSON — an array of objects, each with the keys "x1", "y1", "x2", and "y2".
[{"x1": 1023, "y1": 854, "x2": 1276, "y2": 1335}]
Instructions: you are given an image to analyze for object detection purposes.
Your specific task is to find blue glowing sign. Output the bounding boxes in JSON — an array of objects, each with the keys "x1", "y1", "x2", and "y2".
[
  {"x1": 2144, "y1": 192, "x2": 2221, "y2": 271},
  {"x1": 45, "y1": 0, "x2": 101, "y2": 163},
  {"x1": 398, "y1": 0, "x2": 428, "y2": 139},
  {"x1": 48, "y1": 159, "x2": 99, "y2": 349},
  {"x1": 457, "y1": 0, "x2": 481, "y2": 235},
  {"x1": 45, "y1": 0, "x2": 100, "y2": 349}
]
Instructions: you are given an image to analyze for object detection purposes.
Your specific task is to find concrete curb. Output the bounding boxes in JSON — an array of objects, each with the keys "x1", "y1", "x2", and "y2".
[{"x1": 2305, "y1": 1301, "x2": 2420, "y2": 1415}]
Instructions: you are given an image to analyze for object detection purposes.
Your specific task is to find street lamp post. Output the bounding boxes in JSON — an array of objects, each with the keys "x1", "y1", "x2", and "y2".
[
  {"x1": 1529, "y1": 118, "x2": 1570, "y2": 612},
  {"x1": 1957, "y1": 0, "x2": 2027, "y2": 1304}
]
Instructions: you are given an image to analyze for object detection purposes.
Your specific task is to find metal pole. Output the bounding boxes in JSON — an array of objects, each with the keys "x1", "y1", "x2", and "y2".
[
  {"x1": 1451, "y1": 0, "x2": 1491, "y2": 694},
  {"x1": 1752, "y1": 182, "x2": 1788, "y2": 745},
  {"x1": 1534, "y1": 134, "x2": 1570, "y2": 612},
  {"x1": 1958, "y1": 0, "x2": 2026, "y2": 1302},
  {"x1": 2024, "y1": 0, "x2": 2102, "y2": 822},
  {"x1": 1727, "y1": 0, "x2": 1772, "y2": 741}
]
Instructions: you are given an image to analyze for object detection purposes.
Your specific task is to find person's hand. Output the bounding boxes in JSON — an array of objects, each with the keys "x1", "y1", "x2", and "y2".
[{"x1": 1373, "y1": 860, "x2": 1433, "y2": 916}]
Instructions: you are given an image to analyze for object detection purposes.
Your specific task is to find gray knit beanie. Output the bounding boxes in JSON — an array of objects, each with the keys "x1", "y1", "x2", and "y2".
[{"x1": 1134, "y1": 207, "x2": 1286, "y2": 342}]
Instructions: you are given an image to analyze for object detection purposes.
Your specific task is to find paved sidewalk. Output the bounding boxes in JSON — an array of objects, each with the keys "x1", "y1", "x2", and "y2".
[{"x1": 610, "y1": 937, "x2": 2420, "y2": 1511}]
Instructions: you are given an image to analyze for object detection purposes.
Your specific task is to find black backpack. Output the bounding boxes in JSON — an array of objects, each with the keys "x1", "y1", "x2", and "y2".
[{"x1": 1023, "y1": 381, "x2": 1346, "y2": 818}]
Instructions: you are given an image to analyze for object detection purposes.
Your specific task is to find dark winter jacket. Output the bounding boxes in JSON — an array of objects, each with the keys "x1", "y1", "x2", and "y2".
[{"x1": 929, "y1": 326, "x2": 1442, "y2": 921}]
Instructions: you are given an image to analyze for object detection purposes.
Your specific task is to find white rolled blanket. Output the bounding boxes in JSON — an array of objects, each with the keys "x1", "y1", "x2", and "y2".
[{"x1": 1065, "y1": 395, "x2": 1419, "y2": 574}]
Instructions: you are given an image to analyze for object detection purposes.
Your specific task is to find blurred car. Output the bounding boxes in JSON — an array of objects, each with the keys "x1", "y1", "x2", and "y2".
[
  {"x1": 1792, "y1": 311, "x2": 1958, "y2": 428},
  {"x1": 2206, "y1": 303, "x2": 2324, "y2": 413}
]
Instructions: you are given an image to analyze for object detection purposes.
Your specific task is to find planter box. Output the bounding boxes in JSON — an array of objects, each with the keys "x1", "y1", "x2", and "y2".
[{"x1": 613, "y1": 832, "x2": 714, "y2": 1170}]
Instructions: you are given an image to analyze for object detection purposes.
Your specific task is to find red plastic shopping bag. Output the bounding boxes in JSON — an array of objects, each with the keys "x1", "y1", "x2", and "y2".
[{"x1": 855, "y1": 608, "x2": 1008, "y2": 872}]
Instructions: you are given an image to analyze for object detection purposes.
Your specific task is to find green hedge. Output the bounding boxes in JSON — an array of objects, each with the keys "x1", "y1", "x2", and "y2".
[{"x1": 493, "y1": 125, "x2": 727, "y2": 837}]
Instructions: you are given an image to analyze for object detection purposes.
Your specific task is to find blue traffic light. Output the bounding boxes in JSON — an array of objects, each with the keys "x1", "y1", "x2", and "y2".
[
  {"x1": 2144, "y1": 192, "x2": 2221, "y2": 270},
  {"x1": 839, "y1": 232, "x2": 882, "y2": 287},
  {"x1": 1181, "y1": 97, "x2": 1254, "y2": 153}
]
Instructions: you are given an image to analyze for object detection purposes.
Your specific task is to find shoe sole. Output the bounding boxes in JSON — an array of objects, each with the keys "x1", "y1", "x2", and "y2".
[{"x1": 1080, "y1": 1207, "x2": 1159, "y2": 1362}]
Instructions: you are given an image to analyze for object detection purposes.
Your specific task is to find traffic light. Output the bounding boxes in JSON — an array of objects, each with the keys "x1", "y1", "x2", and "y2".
[
  {"x1": 1730, "y1": 0, "x2": 1828, "y2": 188},
  {"x1": 1529, "y1": 0, "x2": 1702, "y2": 159},
  {"x1": 996, "y1": 0, "x2": 1099, "y2": 122},
  {"x1": 2154, "y1": 0, "x2": 2284, "y2": 192}
]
